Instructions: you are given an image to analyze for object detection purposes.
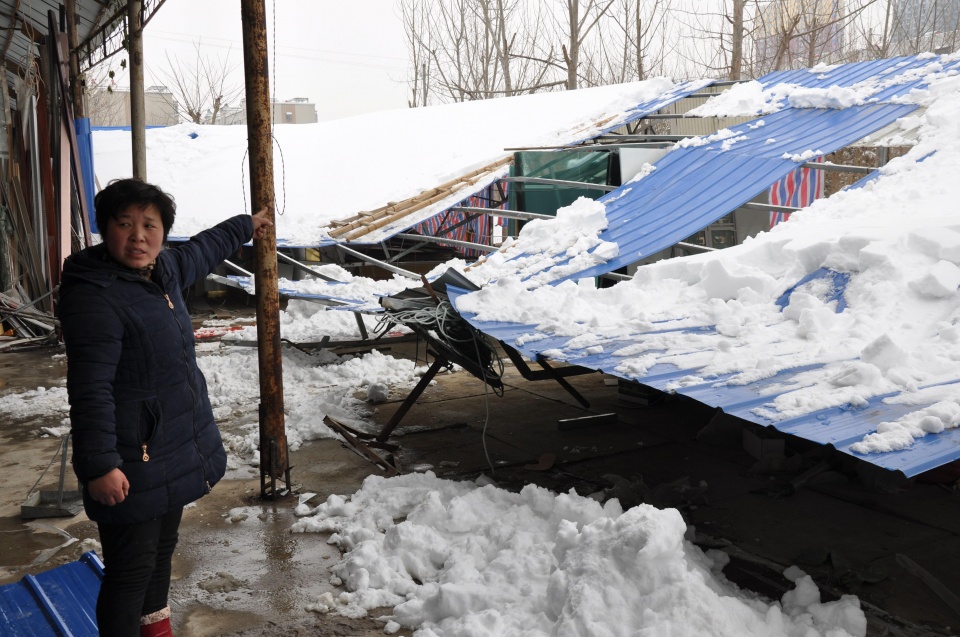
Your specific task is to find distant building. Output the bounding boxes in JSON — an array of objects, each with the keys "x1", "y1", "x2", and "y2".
[
  {"x1": 273, "y1": 97, "x2": 318, "y2": 124},
  {"x1": 754, "y1": 0, "x2": 845, "y2": 72},
  {"x1": 215, "y1": 98, "x2": 319, "y2": 125},
  {"x1": 890, "y1": 0, "x2": 960, "y2": 54},
  {"x1": 87, "y1": 86, "x2": 179, "y2": 127}
]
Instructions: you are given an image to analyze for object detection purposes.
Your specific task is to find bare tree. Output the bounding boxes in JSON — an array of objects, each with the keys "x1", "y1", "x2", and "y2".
[
  {"x1": 400, "y1": 0, "x2": 565, "y2": 104},
  {"x1": 401, "y1": 0, "x2": 433, "y2": 106},
  {"x1": 85, "y1": 63, "x2": 128, "y2": 127},
  {"x1": 751, "y1": 0, "x2": 879, "y2": 74},
  {"x1": 674, "y1": 0, "x2": 882, "y2": 81},
  {"x1": 852, "y1": 0, "x2": 960, "y2": 58},
  {"x1": 552, "y1": 0, "x2": 617, "y2": 88},
  {"x1": 578, "y1": 0, "x2": 674, "y2": 85},
  {"x1": 154, "y1": 41, "x2": 243, "y2": 124}
]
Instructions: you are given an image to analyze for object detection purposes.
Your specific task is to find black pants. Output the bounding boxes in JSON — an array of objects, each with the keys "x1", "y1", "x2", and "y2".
[{"x1": 96, "y1": 507, "x2": 183, "y2": 637}]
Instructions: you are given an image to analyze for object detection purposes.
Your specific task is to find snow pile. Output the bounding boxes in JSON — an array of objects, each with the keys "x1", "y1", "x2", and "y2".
[
  {"x1": 455, "y1": 197, "x2": 619, "y2": 288},
  {"x1": 293, "y1": 472, "x2": 866, "y2": 637},
  {"x1": 199, "y1": 345, "x2": 425, "y2": 453},
  {"x1": 0, "y1": 386, "x2": 68, "y2": 420}
]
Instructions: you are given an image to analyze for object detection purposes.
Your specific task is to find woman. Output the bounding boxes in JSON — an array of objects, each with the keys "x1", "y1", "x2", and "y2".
[{"x1": 58, "y1": 178, "x2": 271, "y2": 637}]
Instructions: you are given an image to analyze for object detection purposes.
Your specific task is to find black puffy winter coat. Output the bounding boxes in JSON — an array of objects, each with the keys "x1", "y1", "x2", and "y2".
[{"x1": 58, "y1": 215, "x2": 254, "y2": 525}]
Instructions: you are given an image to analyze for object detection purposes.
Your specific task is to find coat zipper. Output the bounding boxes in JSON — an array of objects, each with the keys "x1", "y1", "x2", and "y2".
[
  {"x1": 162, "y1": 286, "x2": 207, "y2": 488},
  {"x1": 138, "y1": 291, "x2": 174, "y2": 463}
]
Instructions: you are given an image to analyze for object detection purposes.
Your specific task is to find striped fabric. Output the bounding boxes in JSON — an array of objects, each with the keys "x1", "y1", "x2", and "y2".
[
  {"x1": 412, "y1": 182, "x2": 508, "y2": 256},
  {"x1": 769, "y1": 157, "x2": 824, "y2": 228}
]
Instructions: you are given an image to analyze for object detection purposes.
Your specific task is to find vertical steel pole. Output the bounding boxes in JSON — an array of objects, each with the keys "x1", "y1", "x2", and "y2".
[
  {"x1": 240, "y1": 0, "x2": 289, "y2": 498},
  {"x1": 127, "y1": 0, "x2": 146, "y2": 179},
  {"x1": 64, "y1": 0, "x2": 84, "y2": 118}
]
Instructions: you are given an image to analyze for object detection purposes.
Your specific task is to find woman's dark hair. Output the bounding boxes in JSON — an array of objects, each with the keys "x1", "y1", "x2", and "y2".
[{"x1": 94, "y1": 178, "x2": 176, "y2": 239}]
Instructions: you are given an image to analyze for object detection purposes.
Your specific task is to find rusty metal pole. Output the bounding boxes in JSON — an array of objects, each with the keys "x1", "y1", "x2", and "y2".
[
  {"x1": 240, "y1": 0, "x2": 290, "y2": 498},
  {"x1": 127, "y1": 0, "x2": 146, "y2": 179},
  {"x1": 64, "y1": 0, "x2": 84, "y2": 118}
]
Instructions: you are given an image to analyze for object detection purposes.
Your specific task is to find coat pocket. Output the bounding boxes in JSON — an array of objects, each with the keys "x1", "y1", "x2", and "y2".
[{"x1": 114, "y1": 395, "x2": 162, "y2": 462}]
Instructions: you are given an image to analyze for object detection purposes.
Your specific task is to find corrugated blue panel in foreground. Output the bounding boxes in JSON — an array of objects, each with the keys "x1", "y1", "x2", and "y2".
[
  {"x1": 0, "y1": 551, "x2": 102, "y2": 636},
  {"x1": 448, "y1": 281, "x2": 960, "y2": 478}
]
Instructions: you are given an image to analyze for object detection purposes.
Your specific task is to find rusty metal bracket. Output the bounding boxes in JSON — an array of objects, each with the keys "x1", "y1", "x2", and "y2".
[
  {"x1": 376, "y1": 353, "x2": 451, "y2": 442},
  {"x1": 499, "y1": 343, "x2": 592, "y2": 408},
  {"x1": 325, "y1": 416, "x2": 400, "y2": 476}
]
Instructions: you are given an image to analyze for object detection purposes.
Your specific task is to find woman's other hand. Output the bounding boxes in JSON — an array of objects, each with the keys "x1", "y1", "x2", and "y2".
[
  {"x1": 88, "y1": 468, "x2": 130, "y2": 506},
  {"x1": 252, "y1": 207, "x2": 273, "y2": 240}
]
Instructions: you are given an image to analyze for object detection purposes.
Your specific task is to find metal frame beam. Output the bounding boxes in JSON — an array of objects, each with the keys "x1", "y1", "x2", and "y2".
[
  {"x1": 449, "y1": 206, "x2": 553, "y2": 222},
  {"x1": 502, "y1": 176, "x2": 617, "y2": 192},
  {"x1": 395, "y1": 233, "x2": 497, "y2": 253},
  {"x1": 336, "y1": 243, "x2": 421, "y2": 279},
  {"x1": 802, "y1": 161, "x2": 875, "y2": 174}
]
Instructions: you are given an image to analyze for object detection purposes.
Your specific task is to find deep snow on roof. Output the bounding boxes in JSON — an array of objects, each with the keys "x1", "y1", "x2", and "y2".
[{"x1": 92, "y1": 78, "x2": 709, "y2": 246}]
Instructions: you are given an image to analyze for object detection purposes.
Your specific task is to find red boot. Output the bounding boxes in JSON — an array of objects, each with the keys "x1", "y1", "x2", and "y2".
[{"x1": 140, "y1": 606, "x2": 173, "y2": 637}]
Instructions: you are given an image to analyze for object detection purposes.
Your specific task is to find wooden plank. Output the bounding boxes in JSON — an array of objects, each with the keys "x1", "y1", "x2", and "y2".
[{"x1": 327, "y1": 156, "x2": 512, "y2": 239}]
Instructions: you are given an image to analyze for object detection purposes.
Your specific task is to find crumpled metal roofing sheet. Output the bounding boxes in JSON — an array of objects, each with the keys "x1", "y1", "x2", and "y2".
[
  {"x1": 520, "y1": 102, "x2": 917, "y2": 285},
  {"x1": 445, "y1": 55, "x2": 960, "y2": 477},
  {"x1": 0, "y1": 551, "x2": 102, "y2": 636},
  {"x1": 494, "y1": 55, "x2": 960, "y2": 286},
  {"x1": 447, "y1": 282, "x2": 960, "y2": 478}
]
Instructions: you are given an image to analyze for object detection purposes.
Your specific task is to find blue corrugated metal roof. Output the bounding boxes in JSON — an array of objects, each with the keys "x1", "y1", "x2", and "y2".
[
  {"x1": 0, "y1": 551, "x2": 102, "y2": 636},
  {"x1": 448, "y1": 281, "x2": 960, "y2": 478},
  {"x1": 505, "y1": 102, "x2": 917, "y2": 285},
  {"x1": 758, "y1": 57, "x2": 920, "y2": 88},
  {"x1": 442, "y1": 55, "x2": 960, "y2": 477},
  {"x1": 758, "y1": 55, "x2": 960, "y2": 97}
]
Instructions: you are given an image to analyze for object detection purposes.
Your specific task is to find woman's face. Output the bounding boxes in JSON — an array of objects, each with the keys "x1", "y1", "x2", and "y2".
[{"x1": 105, "y1": 204, "x2": 164, "y2": 270}]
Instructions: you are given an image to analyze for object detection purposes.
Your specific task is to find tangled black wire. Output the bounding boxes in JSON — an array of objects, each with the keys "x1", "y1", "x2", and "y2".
[{"x1": 376, "y1": 299, "x2": 505, "y2": 396}]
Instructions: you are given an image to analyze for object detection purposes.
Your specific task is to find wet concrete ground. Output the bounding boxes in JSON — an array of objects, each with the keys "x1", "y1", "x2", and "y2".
[{"x1": 3, "y1": 332, "x2": 960, "y2": 636}]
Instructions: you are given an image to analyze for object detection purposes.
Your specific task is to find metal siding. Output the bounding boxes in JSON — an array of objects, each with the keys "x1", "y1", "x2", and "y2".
[
  {"x1": 594, "y1": 79, "x2": 716, "y2": 137},
  {"x1": 0, "y1": 551, "x2": 102, "y2": 637}
]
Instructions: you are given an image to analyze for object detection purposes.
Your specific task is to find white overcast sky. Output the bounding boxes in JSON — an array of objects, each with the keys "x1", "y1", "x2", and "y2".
[{"x1": 134, "y1": 0, "x2": 410, "y2": 121}]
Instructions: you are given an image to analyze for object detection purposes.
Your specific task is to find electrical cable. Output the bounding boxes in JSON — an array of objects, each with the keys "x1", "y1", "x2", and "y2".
[
  {"x1": 376, "y1": 300, "x2": 504, "y2": 395},
  {"x1": 378, "y1": 298, "x2": 502, "y2": 476},
  {"x1": 238, "y1": 0, "x2": 286, "y2": 219},
  {"x1": 473, "y1": 331, "x2": 496, "y2": 477}
]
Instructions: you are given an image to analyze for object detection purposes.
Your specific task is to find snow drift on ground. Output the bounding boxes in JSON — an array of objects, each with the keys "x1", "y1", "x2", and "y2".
[{"x1": 291, "y1": 472, "x2": 865, "y2": 637}]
